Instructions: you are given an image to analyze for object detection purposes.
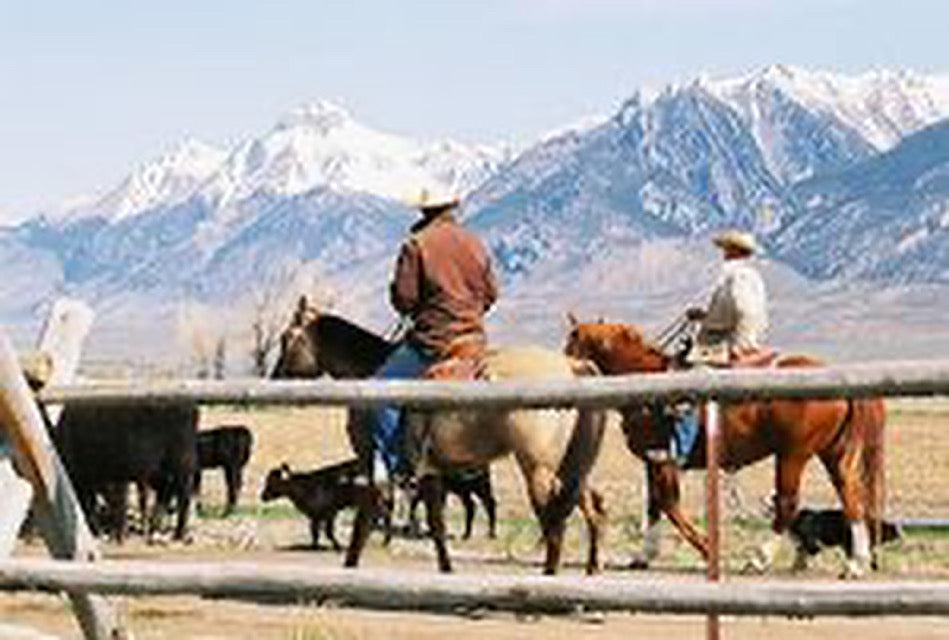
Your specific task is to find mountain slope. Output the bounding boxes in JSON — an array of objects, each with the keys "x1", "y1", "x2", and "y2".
[{"x1": 773, "y1": 119, "x2": 949, "y2": 282}]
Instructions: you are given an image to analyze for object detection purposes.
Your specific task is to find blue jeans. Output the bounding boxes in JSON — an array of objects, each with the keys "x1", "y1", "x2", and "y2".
[
  {"x1": 370, "y1": 342, "x2": 435, "y2": 476},
  {"x1": 672, "y1": 405, "x2": 701, "y2": 464}
]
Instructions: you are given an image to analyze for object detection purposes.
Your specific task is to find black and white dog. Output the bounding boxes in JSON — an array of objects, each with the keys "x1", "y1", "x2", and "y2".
[{"x1": 789, "y1": 508, "x2": 901, "y2": 570}]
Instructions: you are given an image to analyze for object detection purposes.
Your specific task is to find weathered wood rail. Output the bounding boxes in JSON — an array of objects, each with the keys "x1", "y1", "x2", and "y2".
[
  {"x1": 2, "y1": 559, "x2": 949, "y2": 617},
  {"x1": 35, "y1": 358, "x2": 949, "y2": 409}
]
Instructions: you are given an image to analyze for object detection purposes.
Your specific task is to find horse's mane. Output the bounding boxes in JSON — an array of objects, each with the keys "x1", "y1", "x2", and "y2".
[{"x1": 310, "y1": 314, "x2": 395, "y2": 353}]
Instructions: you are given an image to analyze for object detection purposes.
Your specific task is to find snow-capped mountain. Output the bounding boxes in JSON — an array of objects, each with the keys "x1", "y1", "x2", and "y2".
[
  {"x1": 772, "y1": 119, "x2": 949, "y2": 282},
  {"x1": 708, "y1": 65, "x2": 949, "y2": 152},
  {"x1": 183, "y1": 100, "x2": 509, "y2": 214},
  {"x1": 4, "y1": 67, "x2": 949, "y2": 372},
  {"x1": 465, "y1": 83, "x2": 794, "y2": 283},
  {"x1": 53, "y1": 100, "x2": 510, "y2": 230},
  {"x1": 58, "y1": 139, "x2": 228, "y2": 223}
]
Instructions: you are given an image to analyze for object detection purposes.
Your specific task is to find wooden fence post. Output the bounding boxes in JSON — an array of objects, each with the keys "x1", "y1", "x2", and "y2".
[{"x1": 0, "y1": 308, "x2": 123, "y2": 639}]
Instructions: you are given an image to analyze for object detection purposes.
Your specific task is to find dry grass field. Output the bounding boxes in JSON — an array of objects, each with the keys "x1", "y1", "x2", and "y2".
[{"x1": 3, "y1": 398, "x2": 949, "y2": 638}]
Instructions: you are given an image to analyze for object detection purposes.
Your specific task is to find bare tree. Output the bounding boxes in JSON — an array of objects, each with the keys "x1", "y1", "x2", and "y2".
[
  {"x1": 246, "y1": 259, "x2": 334, "y2": 377},
  {"x1": 176, "y1": 302, "x2": 218, "y2": 378},
  {"x1": 213, "y1": 336, "x2": 227, "y2": 380}
]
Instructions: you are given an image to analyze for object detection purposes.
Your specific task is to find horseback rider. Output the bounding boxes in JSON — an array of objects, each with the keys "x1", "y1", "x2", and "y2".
[
  {"x1": 685, "y1": 229, "x2": 769, "y2": 366},
  {"x1": 660, "y1": 230, "x2": 770, "y2": 464},
  {"x1": 370, "y1": 188, "x2": 499, "y2": 483}
]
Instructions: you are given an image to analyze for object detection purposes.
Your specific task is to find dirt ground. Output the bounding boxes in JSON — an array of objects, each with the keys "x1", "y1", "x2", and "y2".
[{"x1": 3, "y1": 399, "x2": 949, "y2": 639}]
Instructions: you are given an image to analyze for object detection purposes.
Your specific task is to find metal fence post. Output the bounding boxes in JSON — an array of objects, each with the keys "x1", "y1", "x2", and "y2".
[{"x1": 705, "y1": 400, "x2": 721, "y2": 640}]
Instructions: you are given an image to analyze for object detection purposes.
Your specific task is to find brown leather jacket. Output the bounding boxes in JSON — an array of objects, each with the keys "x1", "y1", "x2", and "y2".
[{"x1": 389, "y1": 211, "x2": 498, "y2": 357}]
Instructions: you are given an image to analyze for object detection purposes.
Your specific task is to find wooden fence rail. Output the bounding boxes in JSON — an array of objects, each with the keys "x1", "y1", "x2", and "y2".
[
  {"x1": 35, "y1": 358, "x2": 949, "y2": 409},
  {"x1": 2, "y1": 559, "x2": 949, "y2": 618}
]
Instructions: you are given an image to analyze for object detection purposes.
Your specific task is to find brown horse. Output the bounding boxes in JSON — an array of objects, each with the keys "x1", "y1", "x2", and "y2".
[
  {"x1": 273, "y1": 304, "x2": 609, "y2": 575},
  {"x1": 563, "y1": 317, "x2": 886, "y2": 577}
]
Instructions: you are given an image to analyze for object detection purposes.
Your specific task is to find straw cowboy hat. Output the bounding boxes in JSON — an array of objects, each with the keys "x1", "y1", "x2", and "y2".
[
  {"x1": 408, "y1": 187, "x2": 460, "y2": 212},
  {"x1": 712, "y1": 229, "x2": 759, "y2": 254}
]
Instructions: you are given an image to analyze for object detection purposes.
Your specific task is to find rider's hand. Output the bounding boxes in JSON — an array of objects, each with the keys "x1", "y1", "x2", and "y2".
[{"x1": 685, "y1": 307, "x2": 706, "y2": 322}]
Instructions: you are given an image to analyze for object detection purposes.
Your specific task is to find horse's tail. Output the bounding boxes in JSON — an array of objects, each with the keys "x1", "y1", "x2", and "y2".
[
  {"x1": 856, "y1": 398, "x2": 887, "y2": 525},
  {"x1": 539, "y1": 406, "x2": 607, "y2": 533},
  {"x1": 542, "y1": 369, "x2": 608, "y2": 532}
]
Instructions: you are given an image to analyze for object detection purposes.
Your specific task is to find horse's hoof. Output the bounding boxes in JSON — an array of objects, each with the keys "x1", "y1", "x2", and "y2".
[
  {"x1": 628, "y1": 556, "x2": 650, "y2": 570},
  {"x1": 839, "y1": 559, "x2": 868, "y2": 580},
  {"x1": 791, "y1": 551, "x2": 810, "y2": 573},
  {"x1": 740, "y1": 556, "x2": 770, "y2": 575}
]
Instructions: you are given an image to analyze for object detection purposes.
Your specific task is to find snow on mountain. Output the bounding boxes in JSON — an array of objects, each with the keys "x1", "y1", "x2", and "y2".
[
  {"x1": 466, "y1": 84, "x2": 791, "y2": 285},
  {"x1": 772, "y1": 119, "x2": 949, "y2": 282},
  {"x1": 200, "y1": 100, "x2": 509, "y2": 212},
  {"x1": 708, "y1": 65, "x2": 949, "y2": 155},
  {"x1": 58, "y1": 139, "x2": 228, "y2": 223}
]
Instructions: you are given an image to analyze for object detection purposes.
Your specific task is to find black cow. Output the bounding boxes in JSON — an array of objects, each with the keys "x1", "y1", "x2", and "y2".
[
  {"x1": 194, "y1": 425, "x2": 254, "y2": 516},
  {"x1": 407, "y1": 466, "x2": 497, "y2": 540},
  {"x1": 789, "y1": 508, "x2": 902, "y2": 570},
  {"x1": 54, "y1": 402, "x2": 199, "y2": 542},
  {"x1": 261, "y1": 459, "x2": 390, "y2": 550}
]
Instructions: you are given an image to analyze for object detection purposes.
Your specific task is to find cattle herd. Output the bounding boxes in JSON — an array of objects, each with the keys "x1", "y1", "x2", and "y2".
[{"x1": 38, "y1": 402, "x2": 499, "y2": 550}]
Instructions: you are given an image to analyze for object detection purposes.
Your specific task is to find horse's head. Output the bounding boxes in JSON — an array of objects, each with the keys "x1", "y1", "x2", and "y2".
[
  {"x1": 272, "y1": 301, "x2": 397, "y2": 379},
  {"x1": 271, "y1": 303, "x2": 323, "y2": 379},
  {"x1": 563, "y1": 314, "x2": 669, "y2": 374}
]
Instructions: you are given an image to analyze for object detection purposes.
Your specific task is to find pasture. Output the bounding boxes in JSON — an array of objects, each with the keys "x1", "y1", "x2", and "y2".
[{"x1": 3, "y1": 398, "x2": 949, "y2": 638}]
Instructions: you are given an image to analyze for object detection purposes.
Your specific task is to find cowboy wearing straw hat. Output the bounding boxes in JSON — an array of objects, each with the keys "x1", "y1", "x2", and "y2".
[
  {"x1": 685, "y1": 229, "x2": 769, "y2": 366},
  {"x1": 368, "y1": 187, "x2": 499, "y2": 483},
  {"x1": 657, "y1": 230, "x2": 770, "y2": 464}
]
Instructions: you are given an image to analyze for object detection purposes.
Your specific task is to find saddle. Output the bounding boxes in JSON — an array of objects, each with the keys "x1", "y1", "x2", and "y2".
[
  {"x1": 423, "y1": 336, "x2": 489, "y2": 381},
  {"x1": 685, "y1": 343, "x2": 778, "y2": 369},
  {"x1": 730, "y1": 347, "x2": 779, "y2": 368}
]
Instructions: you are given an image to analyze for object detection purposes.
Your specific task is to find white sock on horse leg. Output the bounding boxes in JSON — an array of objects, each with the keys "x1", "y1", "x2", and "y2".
[
  {"x1": 757, "y1": 532, "x2": 784, "y2": 566},
  {"x1": 850, "y1": 520, "x2": 871, "y2": 563}
]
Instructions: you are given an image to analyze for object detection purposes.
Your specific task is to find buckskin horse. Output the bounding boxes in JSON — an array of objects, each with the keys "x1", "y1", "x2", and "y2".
[
  {"x1": 563, "y1": 316, "x2": 886, "y2": 577},
  {"x1": 272, "y1": 299, "x2": 609, "y2": 574}
]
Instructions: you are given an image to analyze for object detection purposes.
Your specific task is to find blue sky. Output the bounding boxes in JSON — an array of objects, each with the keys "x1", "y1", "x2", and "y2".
[{"x1": 1, "y1": 0, "x2": 946, "y2": 219}]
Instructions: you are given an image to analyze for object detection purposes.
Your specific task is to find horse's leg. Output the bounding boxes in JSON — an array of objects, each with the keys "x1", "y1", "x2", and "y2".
[
  {"x1": 578, "y1": 484, "x2": 607, "y2": 575},
  {"x1": 460, "y1": 491, "x2": 476, "y2": 540},
  {"x1": 418, "y1": 474, "x2": 451, "y2": 572},
  {"x1": 648, "y1": 461, "x2": 709, "y2": 562},
  {"x1": 820, "y1": 447, "x2": 872, "y2": 578},
  {"x1": 479, "y1": 479, "x2": 498, "y2": 539},
  {"x1": 519, "y1": 461, "x2": 569, "y2": 575},
  {"x1": 749, "y1": 453, "x2": 808, "y2": 573},
  {"x1": 343, "y1": 485, "x2": 384, "y2": 568},
  {"x1": 407, "y1": 487, "x2": 422, "y2": 538}
]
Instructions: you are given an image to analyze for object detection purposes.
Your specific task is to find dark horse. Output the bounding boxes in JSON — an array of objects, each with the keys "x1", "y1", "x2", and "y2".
[
  {"x1": 564, "y1": 317, "x2": 887, "y2": 577},
  {"x1": 271, "y1": 302, "x2": 397, "y2": 472},
  {"x1": 272, "y1": 299, "x2": 609, "y2": 575}
]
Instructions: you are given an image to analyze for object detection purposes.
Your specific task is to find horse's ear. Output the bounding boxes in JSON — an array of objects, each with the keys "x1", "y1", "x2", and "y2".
[
  {"x1": 280, "y1": 462, "x2": 291, "y2": 475},
  {"x1": 297, "y1": 296, "x2": 308, "y2": 313},
  {"x1": 565, "y1": 311, "x2": 578, "y2": 328}
]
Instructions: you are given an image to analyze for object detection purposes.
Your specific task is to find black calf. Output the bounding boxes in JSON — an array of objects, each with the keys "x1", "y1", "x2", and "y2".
[
  {"x1": 408, "y1": 466, "x2": 497, "y2": 539},
  {"x1": 194, "y1": 425, "x2": 254, "y2": 515},
  {"x1": 261, "y1": 459, "x2": 390, "y2": 550}
]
